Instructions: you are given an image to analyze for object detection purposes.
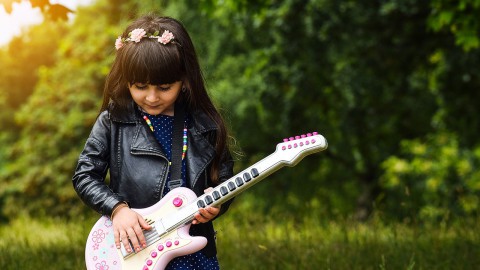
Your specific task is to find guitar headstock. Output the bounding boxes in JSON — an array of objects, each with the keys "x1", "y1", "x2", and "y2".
[{"x1": 275, "y1": 132, "x2": 328, "y2": 166}]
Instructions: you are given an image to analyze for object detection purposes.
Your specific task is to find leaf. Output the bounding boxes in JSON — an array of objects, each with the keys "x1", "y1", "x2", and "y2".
[
  {"x1": 45, "y1": 3, "x2": 73, "y2": 21},
  {"x1": 30, "y1": 0, "x2": 49, "y2": 9}
]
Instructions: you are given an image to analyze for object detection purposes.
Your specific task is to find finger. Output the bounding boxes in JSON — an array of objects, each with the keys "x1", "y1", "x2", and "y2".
[
  {"x1": 204, "y1": 187, "x2": 214, "y2": 193},
  {"x1": 194, "y1": 213, "x2": 206, "y2": 223},
  {"x1": 205, "y1": 206, "x2": 220, "y2": 215},
  {"x1": 195, "y1": 210, "x2": 210, "y2": 223},
  {"x1": 200, "y1": 208, "x2": 215, "y2": 219},
  {"x1": 139, "y1": 216, "x2": 152, "y2": 230},
  {"x1": 133, "y1": 224, "x2": 147, "y2": 249},
  {"x1": 126, "y1": 227, "x2": 140, "y2": 252},
  {"x1": 121, "y1": 232, "x2": 132, "y2": 253},
  {"x1": 114, "y1": 230, "x2": 121, "y2": 249}
]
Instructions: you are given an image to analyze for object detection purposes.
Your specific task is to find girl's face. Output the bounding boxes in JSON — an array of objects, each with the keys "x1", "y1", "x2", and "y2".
[{"x1": 128, "y1": 81, "x2": 182, "y2": 116}]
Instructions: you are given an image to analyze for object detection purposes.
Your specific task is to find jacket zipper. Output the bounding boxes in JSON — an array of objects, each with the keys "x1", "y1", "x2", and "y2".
[{"x1": 130, "y1": 150, "x2": 170, "y2": 199}]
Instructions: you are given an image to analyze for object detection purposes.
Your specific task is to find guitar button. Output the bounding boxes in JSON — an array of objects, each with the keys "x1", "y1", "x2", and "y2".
[
  {"x1": 158, "y1": 244, "x2": 164, "y2": 251},
  {"x1": 197, "y1": 200, "x2": 206, "y2": 208},
  {"x1": 150, "y1": 251, "x2": 157, "y2": 258},
  {"x1": 173, "y1": 197, "x2": 183, "y2": 207},
  {"x1": 146, "y1": 259, "x2": 153, "y2": 266},
  {"x1": 166, "y1": 241, "x2": 172, "y2": 248},
  {"x1": 220, "y1": 186, "x2": 229, "y2": 195},
  {"x1": 251, "y1": 168, "x2": 259, "y2": 178},
  {"x1": 204, "y1": 195, "x2": 214, "y2": 205},
  {"x1": 235, "y1": 177, "x2": 244, "y2": 186},
  {"x1": 143, "y1": 266, "x2": 149, "y2": 270},
  {"x1": 243, "y1": 172, "x2": 252, "y2": 182},
  {"x1": 227, "y1": 181, "x2": 236, "y2": 191},
  {"x1": 174, "y1": 240, "x2": 180, "y2": 245},
  {"x1": 212, "y1": 191, "x2": 221, "y2": 200}
]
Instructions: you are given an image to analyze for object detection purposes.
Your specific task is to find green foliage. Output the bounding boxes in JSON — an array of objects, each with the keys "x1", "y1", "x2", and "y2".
[
  {"x1": 0, "y1": 0, "x2": 119, "y2": 218},
  {"x1": 1, "y1": 0, "x2": 480, "y2": 224},
  {"x1": 429, "y1": 0, "x2": 480, "y2": 51},
  {"x1": 381, "y1": 132, "x2": 480, "y2": 221}
]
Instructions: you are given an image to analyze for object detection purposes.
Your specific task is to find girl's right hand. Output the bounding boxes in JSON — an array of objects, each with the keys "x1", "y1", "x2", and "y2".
[{"x1": 112, "y1": 206, "x2": 152, "y2": 253}]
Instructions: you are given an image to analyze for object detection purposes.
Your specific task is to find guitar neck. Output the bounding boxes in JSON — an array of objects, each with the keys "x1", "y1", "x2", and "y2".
[
  {"x1": 204, "y1": 152, "x2": 281, "y2": 206},
  {"x1": 156, "y1": 133, "x2": 327, "y2": 235}
]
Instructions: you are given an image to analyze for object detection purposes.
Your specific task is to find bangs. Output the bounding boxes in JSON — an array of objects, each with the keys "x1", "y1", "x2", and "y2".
[{"x1": 121, "y1": 40, "x2": 184, "y2": 85}]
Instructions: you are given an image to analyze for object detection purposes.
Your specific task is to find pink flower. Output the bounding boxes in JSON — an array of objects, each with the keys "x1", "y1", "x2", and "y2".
[
  {"x1": 92, "y1": 229, "x2": 105, "y2": 244},
  {"x1": 115, "y1": 37, "x2": 123, "y2": 50},
  {"x1": 95, "y1": 261, "x2": 109, "y2": 270},
  {"x1": 158, "y1": 30, "x2": 174, "y2": 44},
  {"x1": 129, "y1": 28, "x2": 146, "y2": 43}
]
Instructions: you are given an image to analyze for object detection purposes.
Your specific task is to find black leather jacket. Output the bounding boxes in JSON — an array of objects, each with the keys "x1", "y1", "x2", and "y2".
[{"x1": 72, "y1": 103, "x2": 234, "y2": 257}]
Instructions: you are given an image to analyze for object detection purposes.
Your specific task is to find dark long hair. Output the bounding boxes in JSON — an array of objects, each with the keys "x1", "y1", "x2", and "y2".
[{"x1": 102, "y1": 15, "x2": 228, "y2": 183}]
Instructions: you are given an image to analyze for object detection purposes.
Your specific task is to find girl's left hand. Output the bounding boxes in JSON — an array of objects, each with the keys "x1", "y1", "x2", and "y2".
[{"x1": 192, "y1": 188, "x2": 221, "y2": 224}]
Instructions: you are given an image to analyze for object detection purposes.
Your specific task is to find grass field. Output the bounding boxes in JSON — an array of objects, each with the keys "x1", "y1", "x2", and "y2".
[{"x1": 0, "y1": 210, "x2": 478, "y2": 269}]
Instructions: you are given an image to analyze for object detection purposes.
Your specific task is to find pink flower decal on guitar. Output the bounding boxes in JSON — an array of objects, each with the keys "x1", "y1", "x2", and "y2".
[
  {"x1": 92, "y1": 229, "x2": 106, "y2": 243},
  {"x1": 92, "y1": 229, "x2": 106, "y2": 250},
  {"x1": 95, "y1": 261, "x2": 109, "y2": 270},
  {"x1": 104, "y1": 218, "x2": 113, "y2": 227}
]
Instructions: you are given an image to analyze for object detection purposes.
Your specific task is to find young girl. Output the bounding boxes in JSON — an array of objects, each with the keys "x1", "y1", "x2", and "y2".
[{"x1": 73, "y1": 14, "x2": 234, "y2": 269}]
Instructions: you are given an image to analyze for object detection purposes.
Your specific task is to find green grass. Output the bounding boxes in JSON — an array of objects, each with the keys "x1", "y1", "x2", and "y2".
[{"x1": 0, "y1": 212, "x2": 478, "y2": 270}]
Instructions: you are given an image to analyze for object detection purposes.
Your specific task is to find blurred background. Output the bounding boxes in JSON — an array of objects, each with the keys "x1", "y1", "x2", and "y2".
[{"x1": 0, "y1": 0, "x2": 479, "y2": 269}]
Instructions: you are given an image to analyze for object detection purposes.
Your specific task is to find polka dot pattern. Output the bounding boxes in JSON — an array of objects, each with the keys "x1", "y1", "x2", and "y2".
[
  {"x1": 165, "y1": 249, "x2": 220, "y2": 270},
  {"x1": 143, "y1": 112, "x2": 220, "y2": 269},
  {"x1": 143, "y1": 113, "x2": 188, "y2": 196}
]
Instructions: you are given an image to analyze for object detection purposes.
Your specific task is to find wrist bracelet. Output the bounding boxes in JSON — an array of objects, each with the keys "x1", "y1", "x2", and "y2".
[{"x1": 110, "y1": 202, "x2": 128, "y2": 220}]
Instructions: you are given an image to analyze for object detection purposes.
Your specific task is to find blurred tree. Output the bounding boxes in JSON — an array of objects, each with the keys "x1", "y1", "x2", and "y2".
[
  {"x1": 0, "y1": 0, "x2": 479, "y2": 223},
  {"x1": 381, "y1": 133, "x2": 480, "y2": 222},
  {"x1": 189, "y1": 0, "x2": 443, "y2": 220},
  {"x1": 0, "y1": 21, "x2": 66, "y2": 110}
]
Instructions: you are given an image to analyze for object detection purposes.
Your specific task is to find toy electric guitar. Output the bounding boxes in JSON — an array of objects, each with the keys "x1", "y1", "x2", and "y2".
[{"x1": 85, "y1": 132, "x2": 327, "y2": 270}]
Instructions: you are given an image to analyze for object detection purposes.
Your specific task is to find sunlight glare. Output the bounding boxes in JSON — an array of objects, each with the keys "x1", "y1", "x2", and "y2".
[
  {"x1": 0, "y1": 0, "x2": 93, "y2": 46},
  {"x1": 0, "y1": 1, "x2": 42, "y2": 46}
]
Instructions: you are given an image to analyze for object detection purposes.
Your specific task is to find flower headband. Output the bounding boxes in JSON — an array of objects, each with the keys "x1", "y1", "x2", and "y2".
[{"x1": 115, "y1": 28, "x2": 175, "y2": 50}]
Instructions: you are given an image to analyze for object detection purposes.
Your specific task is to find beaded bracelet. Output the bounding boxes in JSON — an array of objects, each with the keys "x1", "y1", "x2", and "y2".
[{"x1": 110, "y1": 201, "x2": 129, "y2": 220}]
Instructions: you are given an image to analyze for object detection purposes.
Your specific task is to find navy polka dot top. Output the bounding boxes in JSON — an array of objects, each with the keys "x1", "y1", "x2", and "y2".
[{"x1": 142, "y1": 112, "x2": 220, "y2": 270}]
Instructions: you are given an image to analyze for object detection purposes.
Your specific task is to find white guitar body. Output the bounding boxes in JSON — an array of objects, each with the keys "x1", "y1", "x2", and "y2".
[
  {"x1": 85, "y1": 132, "x2": 328, "y2": 270},
  {"x1": 85, "y1": 187, "x2": 206, "y2": 270}
]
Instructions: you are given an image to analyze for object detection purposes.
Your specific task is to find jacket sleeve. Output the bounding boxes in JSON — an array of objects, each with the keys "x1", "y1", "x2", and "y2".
[{"x1": 72, "y1": 111, "x2": 126, "y2": 217}]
